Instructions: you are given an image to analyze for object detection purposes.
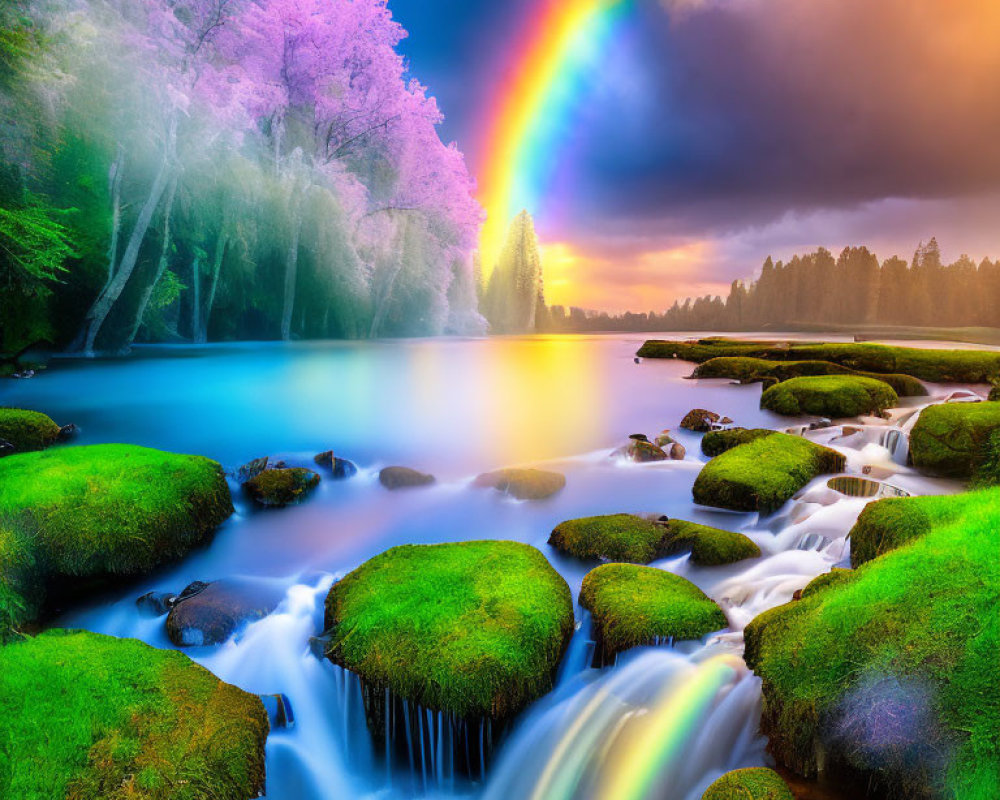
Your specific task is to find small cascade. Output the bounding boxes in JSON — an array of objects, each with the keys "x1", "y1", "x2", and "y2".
[
  {"x1": 483, "y1": 650, "x2": 765, "y2": 800},
  {"x1": 877, "y1": 428, "x2": 909, "y2": 465}
]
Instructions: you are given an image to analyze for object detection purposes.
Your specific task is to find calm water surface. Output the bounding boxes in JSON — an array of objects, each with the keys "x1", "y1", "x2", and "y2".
[{"x1": 0, "y1": 334, "x2": 971, "y2": 800}]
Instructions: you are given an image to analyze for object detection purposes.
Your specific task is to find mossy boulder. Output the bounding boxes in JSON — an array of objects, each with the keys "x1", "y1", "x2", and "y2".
[
  {"x1": 0, "y1": 408, "x2": 61, "y2": 454},
  {"x1": 658, "y1": 518, "x2": 760, "y2": 566},
  {"x1": 379, "y1": 465, "x2": 435, "y2": 489},
  {"x1": 638, "y1": 338, "x2": 1000, "y2": 382},
  {"x1": 473, "y1": 467, "x2": 566, "y2": 500},
  {"x1": 0, "y1": 444, "x2": 233, "y2": 639},
  {"x1": 579, "y1": 563, "x2": 726, "y2": 663},
  {"x1": 701, "y1": 427, "x2": 775, "y2": 457},
  {"x1": 760, "y1": 375, "x2": 898, "y2": 418},
  {"x1": 692, "y1": 357, "x2": 927, "y2": 397},
  {"x1": 0, "y1": 629, "x2": 268, "y2": 800},
  {"x1": 324, "y1": 541, "x2": 573, "y2": 722},
  {"x1": 693, "y1": 433, "x2": 845, "y2": 514},
  {"x1": 548, "y1": 514, "x2": 670, "y2": 563},
  {"x1": 909, "y1": 401, "x2": 1000, "y2": 478},
  {"x1": 701, "y1": 768, "x2": 793, "y2": 800},
  {"x1": 744, "y1": 488, "x2": 1000, "y2": 799},
  {"x1": 243, "y1": 466, "x2": 320, "y2": 506}
]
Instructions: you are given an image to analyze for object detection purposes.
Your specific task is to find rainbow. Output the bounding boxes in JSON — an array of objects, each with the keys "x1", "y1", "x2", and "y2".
[{"x1": 477, "y1": 0, "x2": 630, "y2": 273}]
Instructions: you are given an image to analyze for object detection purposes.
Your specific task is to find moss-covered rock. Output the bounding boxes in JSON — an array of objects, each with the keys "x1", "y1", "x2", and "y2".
[
  {"x1": 579, "y1": 563, "x2": 726, "y2": 663},
  {"x1": 0, "y1": 629, "x2": 268, "y2": 800},
  {"x1": 473, "y1": 467, "x2": 566, "y2": 500},
  {"x1": 243, "y1": 466, "x2": 320, "y2": 506},
  {"x1": 324, "y1": 541, "x2": 573, "y2": 722},
  {"x1": 548, "y1": 514, "x2": 669, "y2": 563},
  {"x1": 692, "y1": 357, "x2": 927, "y2": 397},
  {"x1": 0, "y1": 444, "x2": 233, "y2": 639},
  {"x1": 701, "y1": 427, "x2": 775, "y2": 457},
  {"x1": 0, "y1": 408, "x2": 61, "y2": 454},
  {"x1": 744, "y1": 488, "x2": 1000, "y2": 799},
  {"x1": 637, "y1": 338, "x2": 1000, "y2": 383},
  {"x1": 659, "y1": 519, "x2": 761, "y2": 566},
  {"x1": 760, "y1": 375, "x2": 898, "y2": 418},
  {"x1": 693, "y1": 433, "x2": 845, "y2": 514},
  {"x1": 379, "y1": 465, "x2": 435, "y2": 489},
  {"x1": 909, "y1": 401, "x2": 1000, "y2": 478},
  {"x1": 701, "y1": 768, "x2": 794, "y2": 800}
]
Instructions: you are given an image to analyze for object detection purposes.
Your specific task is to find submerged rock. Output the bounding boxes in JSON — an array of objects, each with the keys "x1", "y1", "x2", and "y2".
[
  {"x1": 680, "y1": 408, "x2": 721, "y2": 432},
  {"x1": 166, "y1": 579, "x2": 283, "y2": 647},
  {"x1": 580, "y1": 563, "x2": 727, "y2": 664},
  {"x1": 473, "y1": 467, "x2": 566, "y2": 500},
  {"x1": 259, "y1": 692, "x2": 295, "y2": 729},
  {"x1": 827, "y1": 476, "x2": 909, "y2": 499},
  {"x1": 314, "y1": 450, "x2": 358, "y2": 478},
  {"x1": 243, "y1": 466, "x2": 320, "y2": 506},
  {"x1": 136, "y1": 591, "x2": 176, "y2": 617},
  {"x1": 622, "y1": 438, "x2": 669, "y2": 462},
  {"x1": 379, "y1": 465, "x2": 436, "y2": 489},
  {"x1": 0, "y1": 629, "x2": 268, "y2": 800}
]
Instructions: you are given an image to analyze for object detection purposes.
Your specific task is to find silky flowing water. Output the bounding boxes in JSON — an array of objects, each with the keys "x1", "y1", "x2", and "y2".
[{"x1": 0, "y1": 334, "x2": 975, "y2": 799}]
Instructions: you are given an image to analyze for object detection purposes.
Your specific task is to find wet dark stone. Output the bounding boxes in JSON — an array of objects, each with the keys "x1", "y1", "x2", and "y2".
[
  {"x1": 136, "y1": 591, "x2": 176, "y2": 617},
  {"x1": 680, "y1": 408, "x2": 721, "y2": 432},
  {"x1": 259, "y1": 693, "x2": 295, "y2": 729},
  {"x1": 314, "y1": 450, "x2": 358, "y2": 479},
  {"x1": 0, "y1": 439, "x2": 13, "y2": 456},
  {"x1": 628, "y1": 433, "x2": 649, "y2": 442},
  {"x1": 56, "y1": 423, "x2": 78, "y2": 442},
  {"x1": 237, "y1": 456, "x2": 270, "y2": 483},
  {"x1": 166, "y1": 579, "x2": 283, "y2": 647}
]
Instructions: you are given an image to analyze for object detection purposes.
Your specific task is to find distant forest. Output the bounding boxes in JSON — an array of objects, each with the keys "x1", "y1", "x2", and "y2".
[{"x1": 546, "y1": 239, "x2": 1000, "y2": 332}]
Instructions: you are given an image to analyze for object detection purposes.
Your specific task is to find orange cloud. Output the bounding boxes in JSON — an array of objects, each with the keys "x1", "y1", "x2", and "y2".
[{"x1": 539, "y1": 240, "x2": 730, "y2": 312}]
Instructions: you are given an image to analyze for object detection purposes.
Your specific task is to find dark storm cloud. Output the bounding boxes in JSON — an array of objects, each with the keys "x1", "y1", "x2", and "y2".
[{"x1": 570, "y1": 0, "x2": 1000, "y2": 236}]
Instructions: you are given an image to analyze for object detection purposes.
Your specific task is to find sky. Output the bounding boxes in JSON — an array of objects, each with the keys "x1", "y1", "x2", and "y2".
[{"x1": 390, "y1": 0, "x2": 1000, "y2": 312}]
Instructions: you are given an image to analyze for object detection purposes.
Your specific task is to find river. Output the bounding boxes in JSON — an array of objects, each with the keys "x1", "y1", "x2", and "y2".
[{"x1": 0, "y1": 334, "x2": 973, "y2": 800}]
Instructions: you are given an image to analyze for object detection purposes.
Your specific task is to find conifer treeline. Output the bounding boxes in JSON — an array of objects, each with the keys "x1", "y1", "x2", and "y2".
[{"x1": 547, "y1": 238, "x2": 1000, "y2": 332}]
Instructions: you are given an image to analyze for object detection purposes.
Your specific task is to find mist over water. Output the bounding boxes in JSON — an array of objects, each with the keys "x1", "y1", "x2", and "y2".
[{"x1": 0, "y1": 334, "x2": 972, "y2": 800}]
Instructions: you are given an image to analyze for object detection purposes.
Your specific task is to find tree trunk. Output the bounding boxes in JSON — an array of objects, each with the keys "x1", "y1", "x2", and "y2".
[
  {"x1": 280, "y1": 212, "x2": 302, "y2": 341},
  {"x1": 200, "y1": 228, "x2": 229, "y2": 344},
  {"x1": 71, "y1": 118, "x2": 177, "y2": 355},
  {"x1": 191, "y1": 250, "x2": 201, "y2": 342},
  {"x1": 124, "y1": 177, "x2": 178, "y2": 349}
]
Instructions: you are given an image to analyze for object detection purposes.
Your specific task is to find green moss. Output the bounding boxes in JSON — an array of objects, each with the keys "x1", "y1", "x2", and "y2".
[
  {"x1": 660, "y1": 519, "x2": 761, "y2": 566},
  {"x1": 638, "y1": 338, "x2": 1000, "y2": 383},
  {"x1": 909, "y1": 401, "x2": 1000, "y2": 478},
  {"x1": 579, "y1": 563, "x2": 726, "y2": 659},
  {"x1": 0, "y1": 444, "x2": 233, "y2": 638},
  {"x1": 701, "y1": 427, "x2": 775, "y2": 457},
  {"x1": 324, "y1": 541, "x2": 573, "y2": 720},
  {"x1": 744, "y1": 488, "x2": 1000, "y2": 799},
  {"x1": 0, "y1": 520, "x2": 37, "y2": 642},
  {"x1": 0, "y1": 408, "x2": 60, "y2": 453},
  {"x1": 701, "y1": 768, "x2": 794, "y2": 800},
  {"x1": 693, "y1": 433, "x2": 846, "y2": 514},
  {"x1": 243, "y1": 466, "x2": 320, "y2": 506},
  {"x1": 692, "y1": 357, "x2": 927, "y2": 397},
  {"x1": 760, "y1": 375, "x2": 898, "y2": 418},
  {"x1": 799, "y1": 567, "x2": 854, "y2": 599},
  {"x1": 548, "y1": 514, "x2": 669, "y2": 563},
  {"x1": 0, "y1": 629, "x2": 268, "y2": 800}
]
